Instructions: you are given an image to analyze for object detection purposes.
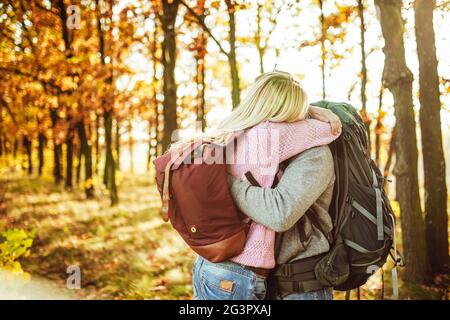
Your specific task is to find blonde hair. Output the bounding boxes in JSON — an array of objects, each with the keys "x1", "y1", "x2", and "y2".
[{"x1": 170, "y1": 70, "x2": 309, "y2": 150}]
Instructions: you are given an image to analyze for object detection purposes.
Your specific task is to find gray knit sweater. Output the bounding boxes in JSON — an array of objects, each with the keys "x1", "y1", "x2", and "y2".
[{"x1": 228, "y1": 146, "x2": 335, "y2": 264}]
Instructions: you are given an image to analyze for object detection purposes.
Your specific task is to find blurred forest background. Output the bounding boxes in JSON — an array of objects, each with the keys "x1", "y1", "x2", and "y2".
[{"x1": 0, "y1": 0, "x2": 449, "y2": 299}]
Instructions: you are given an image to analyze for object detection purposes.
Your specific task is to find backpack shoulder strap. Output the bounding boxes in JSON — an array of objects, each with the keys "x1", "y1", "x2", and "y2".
[
  {"x1": 161, "y1": 141, "x2": 204, "y2": 221},
  {"x1": 161, "y1": 156, "x2": 178, "y2": 221}
]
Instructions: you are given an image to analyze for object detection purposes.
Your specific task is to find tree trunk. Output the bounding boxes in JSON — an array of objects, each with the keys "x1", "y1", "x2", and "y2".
[
  {"x1": 57, "y1": 0, "x2": 74, "y2": 187},
  {"x1": 13, "y1": 139, "x2": 18, "y2": 159},
  {"x1": 50, "y1": 109, "x2": 63, "y2": 184},
  {"x1": 358, "y1": 0, "x2": 371, "y2": 154},
  {"x1": 65, "y1": 127, "x2": 74, "y2": 189},
  {"x1": 0, "y1": 112, "x2": 3, "y2": 157},
  {"x1": 384, "y1": 126, "x2": 395, "y2": 179},
  {"x1": 95, "y1": 114, "x2": 100, "y2": 174},
  {"x1": 115, "y1": 118, "x2": 121, "y2": 171},
  {"x1": 56, "y1": 0, "x2": 72, "y2": 54},
  {"x1": 104, "y1": 110, "x2": 118, "y2": 205},
  {"x1": 3, "y1": 135, "x2": 7, "y2": 156},
  {"x1": 147, "y1": 18, "x2": 160, "y2": 170},
  {"x1": 196, "y1": 54, "x2": 206, "y2": 132},
  {"x1": 375, "y1": 85, "x2": 384, "y2": 166},
  {"x1": 77, "y1": 120, "x2": 94, "y2": 198},
  {"x1": 0, "y1": 134, "x2": 5, "y2": 158},
  {"x1": 96, "y1": 0, "x2": 115, "y2": 194},
  {"x1": 195, "y1": 0, "x2": 207, "y2": 131},
  {"x1": 256, "y1": 3, "x2": 264, "y2": 74},
  {"x1": 38, "y1": 132, "x2": 46, "y2": 176},
  {"x1": 23, "y1": 136, "x2": 32, "y2": 175},
  {"x1": 128, "y1": 120, "x2": 133, "y2": 173},
  {"x1": 76, "y1": 143, "x2": 82, "y2": 184},
  {"x1": 3, "y1": 136, "x2": 8, "y2": 156},
  {"x1": 54, "y1": 144, "x2": 63, "y2": 183},
  {"x1": 319, "y1": 0, "x2": 326, "y2": 100},
  {"x1": 160, "y1": 0, "x2": 180, "y2": 153},
  {"x1": 103, "y1": 135, "x2": 110, "y2": 190},
  {"x1": 147, "y1": 117, "x2": 155, "y2": 172},
  {"x1": 181, "y1": 0, "x2": 240, "y2": 109},
  {"x1": 225, "y1": 0, "x2": 240, "y2": 108},
  {"x1": 375, "y1": 0, "x2": 431, "y2": 284},
  {"x1": 414, "y1": 0, "x2": 448, "y2": 275}
]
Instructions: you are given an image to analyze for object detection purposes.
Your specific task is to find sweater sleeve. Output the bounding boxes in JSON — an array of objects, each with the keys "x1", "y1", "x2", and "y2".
[
  {"x1": 228, "y1": 146, "x2": 334, "y2": 232},
  {"x1": 274, "y1": 119, "x2": 340, "y2": 163},
  {"x1": 243, "y1": 119, "x2": 339, "y2": 186}
]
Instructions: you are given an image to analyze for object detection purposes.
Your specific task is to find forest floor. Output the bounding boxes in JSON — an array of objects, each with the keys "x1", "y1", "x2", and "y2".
[{"x1": 0, "y1": 168, "x2": 448, "y2": 300}]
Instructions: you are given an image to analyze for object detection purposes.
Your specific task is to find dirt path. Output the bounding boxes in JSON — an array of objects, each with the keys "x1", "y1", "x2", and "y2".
[{"x1": 0, "y1": 273, "x2": 81, "y2": 299}]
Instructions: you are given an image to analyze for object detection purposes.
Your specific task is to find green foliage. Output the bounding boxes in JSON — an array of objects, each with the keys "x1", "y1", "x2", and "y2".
[{"x1": 0, "y1": 228, "x2": 35, "y2": 275}]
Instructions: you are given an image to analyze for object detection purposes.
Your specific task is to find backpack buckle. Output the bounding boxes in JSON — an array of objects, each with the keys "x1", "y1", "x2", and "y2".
[
  {"x1": 282, "y1": 264, "x2": 292, "y2": 277},
  {"x1": 346, "y1": 196, "x2": 353, "y2": 205},
  {"x1": 343, "y1": 131, "x2": 351, "y2": 141}
]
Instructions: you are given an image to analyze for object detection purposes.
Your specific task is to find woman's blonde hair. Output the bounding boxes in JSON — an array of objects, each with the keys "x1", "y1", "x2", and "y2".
[{"x1": 170, "y1": 70, "x2": 309, "y2": 149}]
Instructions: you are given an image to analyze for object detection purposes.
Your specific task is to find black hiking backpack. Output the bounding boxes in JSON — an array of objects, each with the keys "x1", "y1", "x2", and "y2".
[
  {"x1": 266, "y1": 101, "x2": 404, "y2": 299},
  {"x1": 310, "y1": 101, "x2": 404, "y2": 293}
]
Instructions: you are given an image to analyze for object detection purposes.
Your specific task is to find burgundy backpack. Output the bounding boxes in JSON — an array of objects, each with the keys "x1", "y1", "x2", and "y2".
[{"x1": 153, "y1": 141, "x2": 249, "y2": 263}]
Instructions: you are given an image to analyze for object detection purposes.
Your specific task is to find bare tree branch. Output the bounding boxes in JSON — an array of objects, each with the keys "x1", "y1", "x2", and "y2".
[
  {"x1": 267, "y1": 3, "x2": 283, "y2": 41},
  {"x1": 0, "y1": 97, "x2": 18, "y2": 125},
  {"x1": 0, "y1": 27, "x2": 16, "y2": 46},
  {"x1": 179, "y1": 0, "x2": 230, "y2": 57},
  {"x1": 0, "y1": 66, "x2": 64, "y2": 94}
]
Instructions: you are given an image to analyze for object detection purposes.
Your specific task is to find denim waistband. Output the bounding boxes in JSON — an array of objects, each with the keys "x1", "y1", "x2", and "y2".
[{"x1": 196, "y1": 256, "x2": 257, "y2": 279}]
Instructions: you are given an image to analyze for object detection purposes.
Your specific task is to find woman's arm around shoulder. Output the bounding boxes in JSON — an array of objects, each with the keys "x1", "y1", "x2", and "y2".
[{"x1": 228, "y1": 145, "x2": 334, "y2": 232}]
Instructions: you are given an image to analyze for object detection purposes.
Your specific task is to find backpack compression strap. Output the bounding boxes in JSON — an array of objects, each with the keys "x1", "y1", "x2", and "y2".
[{"x1": 371, "y1": 170, "x2": 384, "y2": 241}]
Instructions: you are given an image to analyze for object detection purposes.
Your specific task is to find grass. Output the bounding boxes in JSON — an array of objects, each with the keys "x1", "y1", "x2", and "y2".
[
  {"x1": 0, "y1": 166, "x2": 448, "y2": 300},
  {"x1": 1, "y1": 167, "x2": 195, "y2": 299}
]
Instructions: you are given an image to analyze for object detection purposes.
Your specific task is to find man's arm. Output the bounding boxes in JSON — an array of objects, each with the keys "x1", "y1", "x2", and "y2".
[{"x1": 228, "y1": 146, "x2": 334, "y2": 232}]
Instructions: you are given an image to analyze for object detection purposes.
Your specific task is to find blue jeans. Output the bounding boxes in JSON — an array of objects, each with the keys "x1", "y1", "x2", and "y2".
[
  {"x1": 192, "y1": 256, "x2": 333, "y2": 300},
  {"x1": 192, "y1": 256, "x2": 267, "y2": 300}
]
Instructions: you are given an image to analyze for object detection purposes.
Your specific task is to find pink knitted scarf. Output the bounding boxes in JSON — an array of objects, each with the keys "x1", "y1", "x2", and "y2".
[{"x1": 227, "y1": 119, "x2": 339, "y2": 268}]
